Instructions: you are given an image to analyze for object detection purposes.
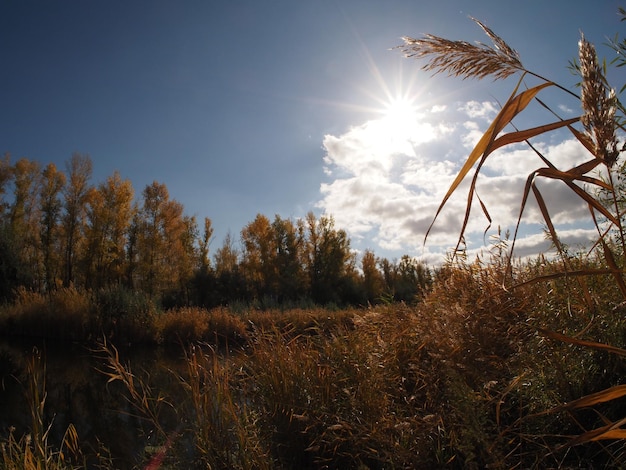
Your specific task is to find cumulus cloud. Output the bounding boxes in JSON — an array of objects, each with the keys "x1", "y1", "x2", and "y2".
[
  {"x1": 317, "y1": 99, "x2": 602, "y2": 264},
  {"x1": 458, "y1": 100, "x2": 498, "y2": 120}
]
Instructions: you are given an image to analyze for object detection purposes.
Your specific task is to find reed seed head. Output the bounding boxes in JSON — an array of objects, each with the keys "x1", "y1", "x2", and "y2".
[
  {"x1": 579, "y1": 34, "x2": 620, "y2": 167},
  {"x1": 398, "y1": 17, "x2": 523, "y2": 81}
]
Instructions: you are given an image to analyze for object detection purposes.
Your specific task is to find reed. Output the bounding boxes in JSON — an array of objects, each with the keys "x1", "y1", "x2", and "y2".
[
  {"x1": 154, "y1": 306, "x2": 248, "y2": 346},
  {"x1": 0, "y1": 349, "x2": 100, "y2": 470},
  {"x1": 399, "y1": 11, "x2": 626, "y2": 465}
]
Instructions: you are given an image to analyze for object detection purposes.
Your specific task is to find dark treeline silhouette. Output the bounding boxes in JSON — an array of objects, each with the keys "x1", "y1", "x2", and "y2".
[{"x1": 0, "y1": 153, "x2": 432, "y2": 308}]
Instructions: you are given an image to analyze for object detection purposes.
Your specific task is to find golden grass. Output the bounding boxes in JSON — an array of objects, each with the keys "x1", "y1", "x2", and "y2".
[
  {"x1": 579, "y1": 35, "x2": 620, "y2": 167},
  {"x1": 154, "y1": 306, "x2": 248, "y2": 346},
  {"x1": 1, "y1": 287, "x2": 90, "y2": 340}
]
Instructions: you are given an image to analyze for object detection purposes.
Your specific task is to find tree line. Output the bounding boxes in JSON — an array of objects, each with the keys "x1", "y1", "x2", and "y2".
[{"x1": 0, "y1": 153, "x2": 432, "y2": 308}]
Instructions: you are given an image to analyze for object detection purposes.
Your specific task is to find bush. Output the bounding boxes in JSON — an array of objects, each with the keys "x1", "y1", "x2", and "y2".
[{"x1": 92, "y1": 286, "x2": 157, "y2": 343}]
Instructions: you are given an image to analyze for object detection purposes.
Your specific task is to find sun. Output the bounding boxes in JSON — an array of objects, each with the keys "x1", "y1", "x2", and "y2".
[
  {"x1": 360, "y1": 94, "x2": 426, "y2": 158},
  {"x1": 381, "y1": 96, "x2": 421, "y2": 139}
]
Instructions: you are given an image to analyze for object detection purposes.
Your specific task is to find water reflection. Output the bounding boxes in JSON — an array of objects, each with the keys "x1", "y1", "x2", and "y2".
[{"x1": 0, "y1": 337, "x2": 186, "y2": 469}]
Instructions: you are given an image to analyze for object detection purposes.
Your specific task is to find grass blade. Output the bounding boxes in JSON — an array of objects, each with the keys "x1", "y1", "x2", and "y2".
[
  {"x1": 490, "y1": 117, "x2": 579, "y2": 152},
  {"x1": 425, "y1": 81, "x2": 553, "y2": 242},
  {"x1": 559, "y1": 417, "x2": 626, "y2": 448},
  {"x1": 537, "y1": 328, "x2": 626, "y2": 357},
  {"x1": 599, "y1": 237, "x2": 626, "y2": 298}
]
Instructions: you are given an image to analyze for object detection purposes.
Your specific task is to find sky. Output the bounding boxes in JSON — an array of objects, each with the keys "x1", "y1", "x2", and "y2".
[{"x1": 1, "y1": 0, "x2": 624, "y2": 265}]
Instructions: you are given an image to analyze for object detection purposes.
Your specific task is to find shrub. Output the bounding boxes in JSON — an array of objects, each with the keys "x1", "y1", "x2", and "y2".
[{"x1": 92, "y1": 286, "x2": 157, "y2": 344}]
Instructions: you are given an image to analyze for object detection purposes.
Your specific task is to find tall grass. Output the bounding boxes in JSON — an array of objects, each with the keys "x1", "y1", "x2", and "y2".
[
  {"x1": 0, "y1": 349, "x2": 110, "y2": 470},
  {"x1": 4, "y1": 260, "x2": 626, "y2": 468},
  {"x1": 95, "y1": 270, "x2": 540, "y2": 468},
  {"x1": 1, "y1": 287, "x2": 90, "y2": 340}
]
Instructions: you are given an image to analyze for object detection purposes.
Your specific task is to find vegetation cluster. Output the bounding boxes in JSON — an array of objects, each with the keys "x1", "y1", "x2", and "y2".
[{"x1": 0, "y1": 153, "x2": 430, "y2": 311}]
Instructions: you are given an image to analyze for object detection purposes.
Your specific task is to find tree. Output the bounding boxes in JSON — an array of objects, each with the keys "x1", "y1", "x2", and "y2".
[
  {"x1": 213, "y1": 232, "x2": 244, "y2": 304},
  {"x1": 83, "y1": 171, "x2": 135, "y2": 289},
  {"x1": 305, "y1": 212, "x2": 353, "y2": 304},
  {"x1": 171, "y1": 214, "x2": 199, "y2": 306},
  {"x1": 395, "y1": 255, "x2": 431, "y2": 303},
  {"x1": 9, "y1": 158, "x2": 42, "y2": 289},
  {"x1": 39, "y1": 163, "x2": 66, "y2": 291},
  {"x1": 192, "y1": 217, "x2": 215, "y2": 307},
  {"x1": 271, "y1": 215, "x2": 307, "y2": 301},
  {"x1": 198, "y1": 217, "x2": 214, "y2": 274},
  {"x1": 62, "y1": 153, "x2": 93, "y2": 287},
  {"x1": 361, "y1": 249, "x2": 384, "y2": 304},
  {"x1": 241, "y1": 214, "x2": 276, "y2": 300},
  {"x1": 135, "y1": 181, "x2": 188, "y2": 302},
  {"x1": 0, "y1": 153, "x2": 12, "y2": 219},
  {"x1": 214, "y1": 232, "x2": 239, "y2": 276}
]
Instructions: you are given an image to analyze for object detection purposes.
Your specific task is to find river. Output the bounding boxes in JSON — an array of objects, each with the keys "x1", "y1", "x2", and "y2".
[{"x1": 0, "y1": 337, "x2": 188, "y2": 469}]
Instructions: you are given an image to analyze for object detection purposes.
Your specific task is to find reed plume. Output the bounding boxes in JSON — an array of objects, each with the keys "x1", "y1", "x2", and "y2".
[
  {"x1": 579, "y1": 34, "x2": 620, "y2": 167},
  {"x1": 398, "y1": 17, "x2": 523, "y2": 80}
]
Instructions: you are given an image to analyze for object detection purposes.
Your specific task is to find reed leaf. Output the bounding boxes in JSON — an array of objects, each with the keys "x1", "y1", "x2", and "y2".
[
  {"x1": 490, "y1": 117, "x2": 579, "y2": 151},
  {"x1": 569, "y1": 124, "x2": 600, "y2": 157},
  {"x1": 537, "y1": 328, "x2": 626, "y2": 357},
  {"x1": 599, "y1": 237, "x2": 626, "y2": 297},
  {"x1": 567, "y1": 157, "x2": 605, "y2": 178},
  {"x1": 533, "y1": 167, "x2": 618, "y2": 225},
  {"x1": 425, "y1": 81, "x2": 553, "y2": 242},
  {"x1": 559, "y1": 417, "x2": 626, "y2": 448},
  {"x1": 514, "y1": 268, "x2": 616, "y2": 287}
]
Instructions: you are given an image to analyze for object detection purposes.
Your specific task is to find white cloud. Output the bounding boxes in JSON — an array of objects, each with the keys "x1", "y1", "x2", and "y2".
[
  {"x1": 461, "y1": 120, "x2": 484, "y2": 148},
  {"x1": 459, "y1": 100, "x2": 498, "y2": 119}
]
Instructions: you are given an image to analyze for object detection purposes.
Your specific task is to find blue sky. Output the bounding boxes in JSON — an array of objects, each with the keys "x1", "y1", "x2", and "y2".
[{"x1": 1, "y1": 1, "x2": 623, "y2": 264}]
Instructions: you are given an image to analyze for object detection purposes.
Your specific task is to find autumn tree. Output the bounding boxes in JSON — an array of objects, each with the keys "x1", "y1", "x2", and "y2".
[
  {"x1": 171, "y1": 214, "x2": 199, "y2": 306},
  {"x1": 305, "y1": 212, "x2": 354, "y2": 304},
  {"x1": 0, "y1": 155, "x2": 18, "y2": 298},
  {"x1": 191, "y1": 217, "x2": 215, "y2": 307},
  {"x1": 135, "y1": 181, "x2": 191, "y2": 302},
  {"x1": 125, "y1": 207, "x2": 141, "y2": 290},
  {"x1": 9, "y1": 158, "x2": 42, "y2": 289},
  {"x1": 0, "y1": 153, "x2": 12, "y2": 218},
  {"x1": 271, "y1": 215, "x2": 307, "y2": 301},
  {"x1": 61, "y1": 153, "x2": 92, "y2": 287},
  {"x1": 39, "y1": 163, "x2": 66, "y2": 291},
  {"x1": 83, "y1": 171, "x2": 135, "y2": 289},
  {"x1": 361, "y1": 249, "x2": 384, "y2": 304},
  {"x1": 382, "y1": 255, "x2": 432, "y2": 303},
  {"x1": 214, "y1": 232, "x2": 239, "y2": 276},
  {"x1": 212, "y1": 232, "x2": 244, "y2": 304},
  {"x1": 241, "y1": 214, "x2": 276, "y2": 300},
  {"x1": 198, "y1": 217, "x2": 213, "y2": 274}
]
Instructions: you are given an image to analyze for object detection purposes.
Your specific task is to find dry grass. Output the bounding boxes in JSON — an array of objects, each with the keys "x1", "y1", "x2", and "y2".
[
  {"x1": 154, "y1": 306, "x2": 248, "y2": 346},
  {"x1": 0, "y1": 287, "x2": 90, "y2": 340},
  {"x1": 579, "y1": 34, "x2": 621, "y2": 167}
]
